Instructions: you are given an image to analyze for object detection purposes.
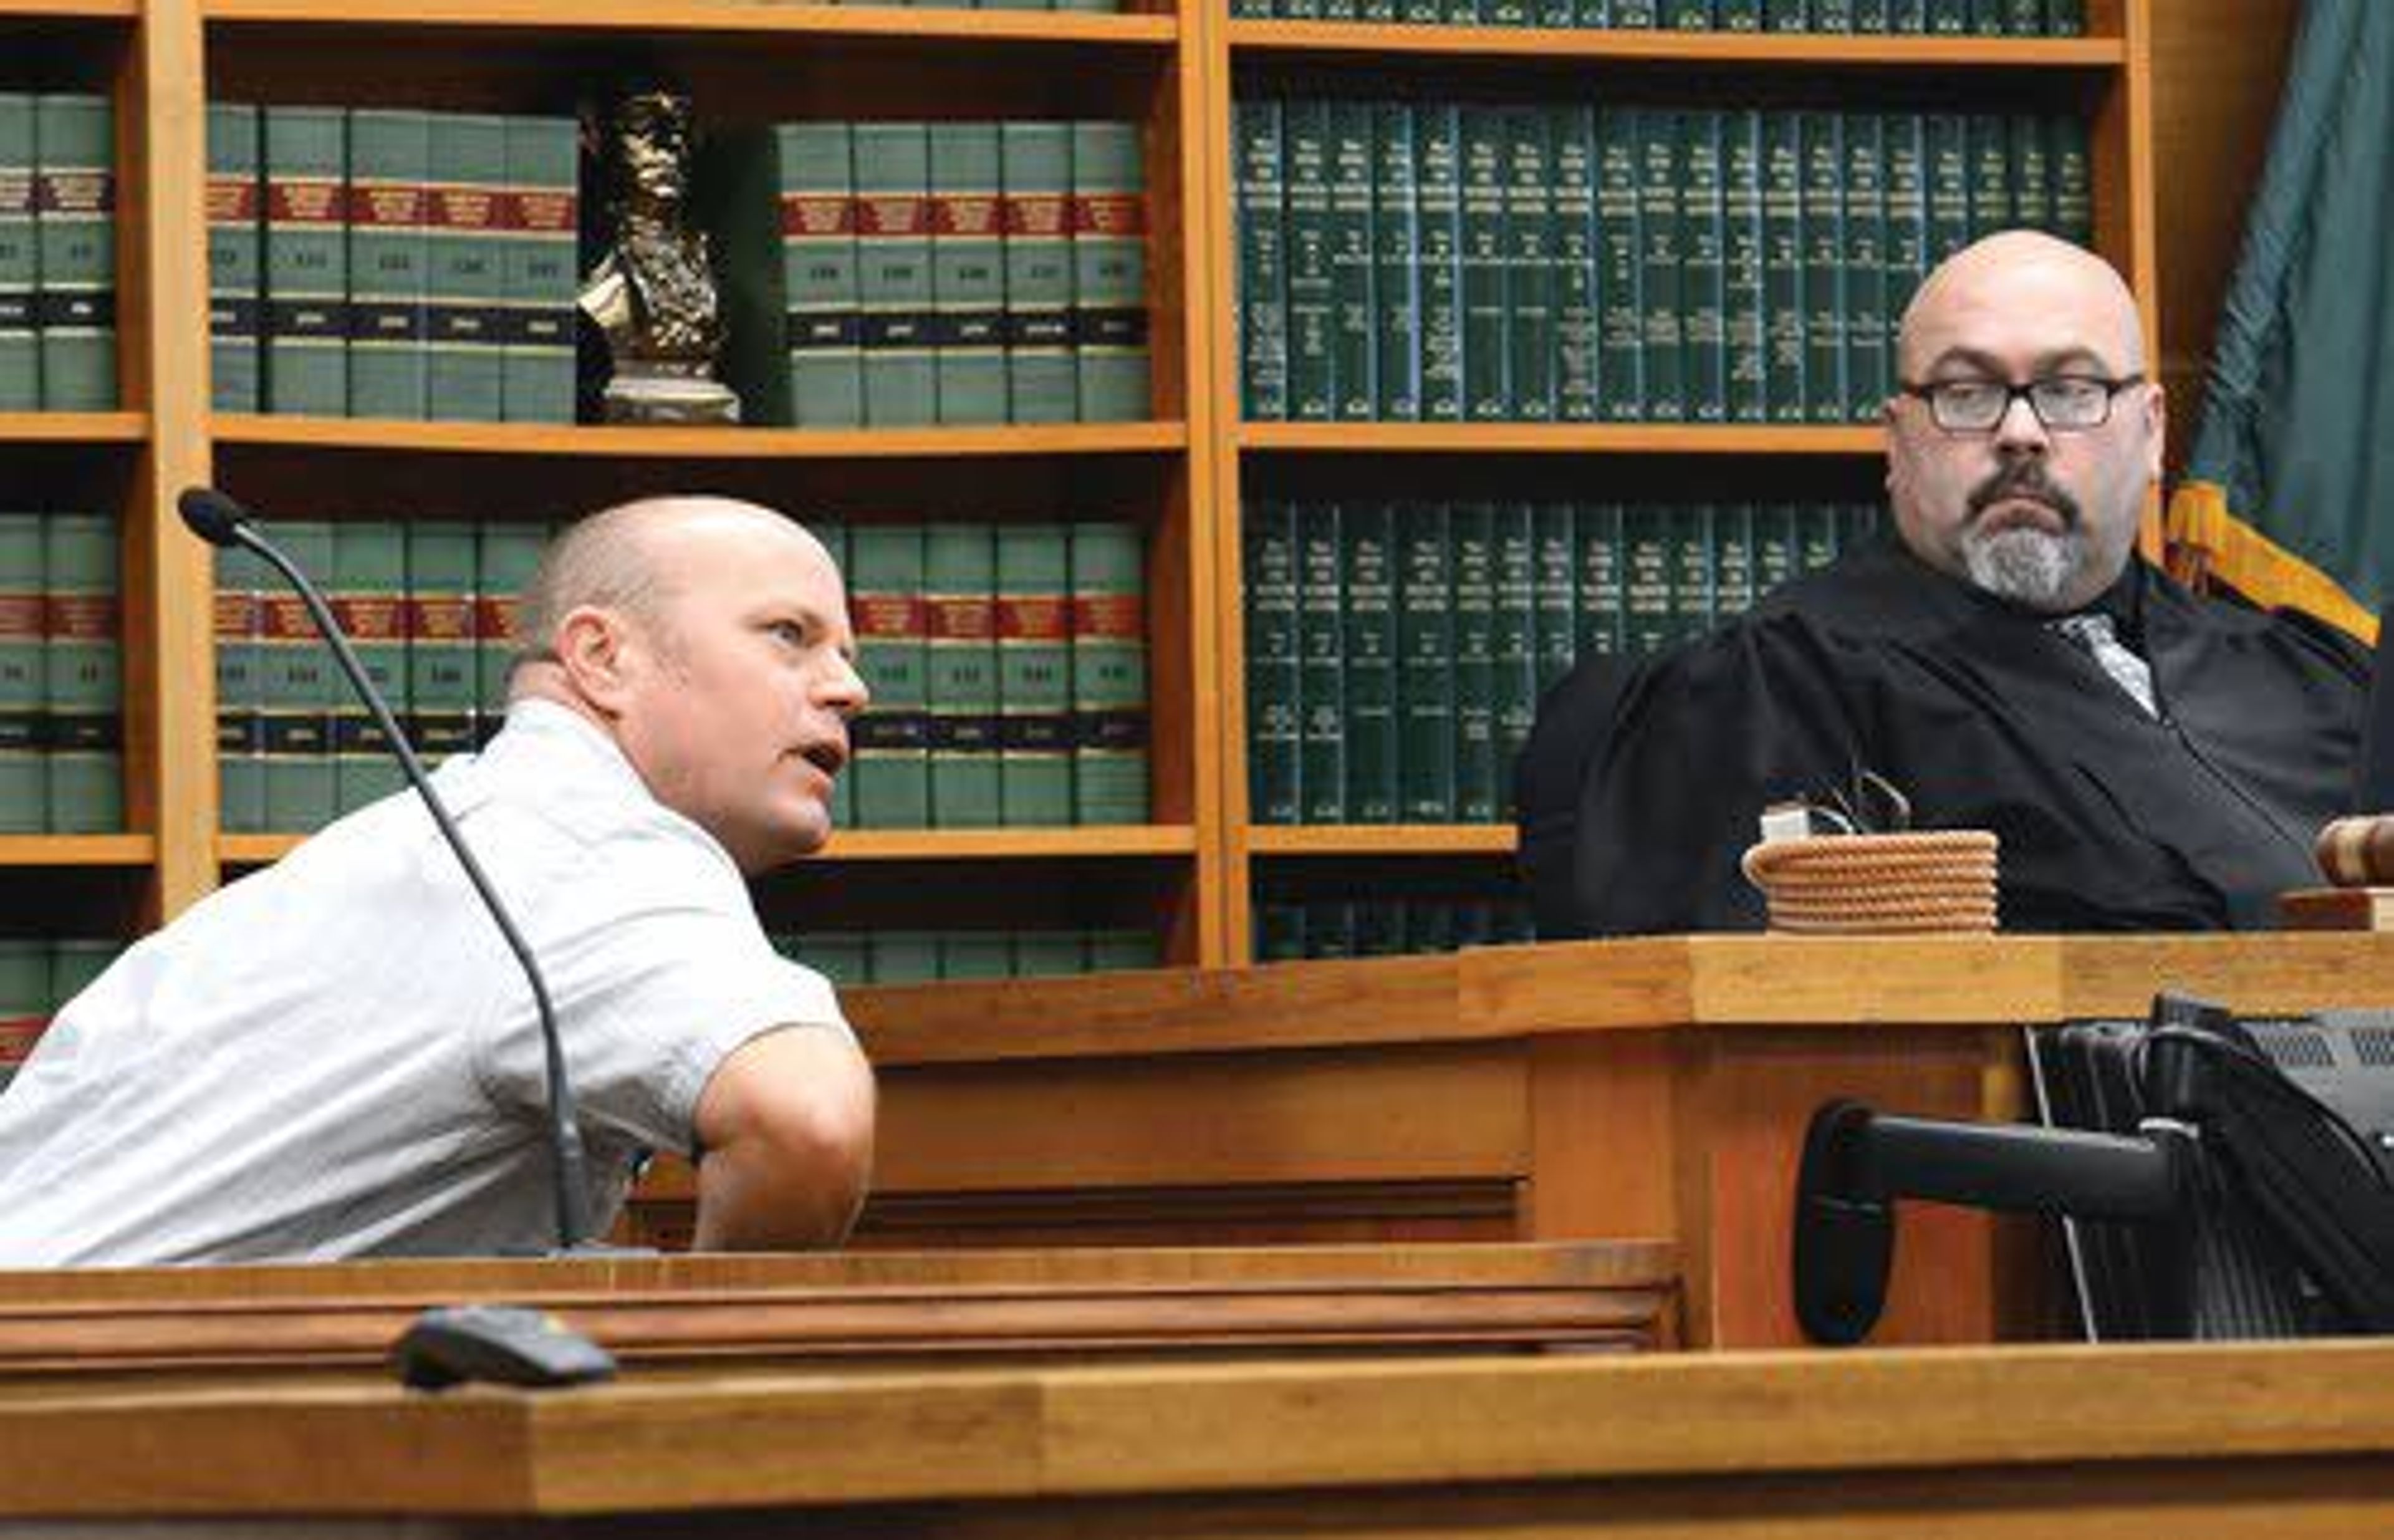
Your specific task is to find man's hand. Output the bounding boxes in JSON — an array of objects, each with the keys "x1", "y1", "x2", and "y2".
[{"x1": 690, "y1": 1026, "x2": 875, "y2": 1250}]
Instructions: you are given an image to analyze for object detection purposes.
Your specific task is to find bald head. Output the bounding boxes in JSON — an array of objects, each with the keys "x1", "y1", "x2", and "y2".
[{"x1": 1898, "y1": 230, "x2": 2145, "y2": 383}]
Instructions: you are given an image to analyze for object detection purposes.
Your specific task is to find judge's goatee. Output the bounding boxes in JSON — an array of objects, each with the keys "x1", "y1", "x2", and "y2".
[{"x1": 1961, "y1": 461, "x2": 2087, "y2": 611}]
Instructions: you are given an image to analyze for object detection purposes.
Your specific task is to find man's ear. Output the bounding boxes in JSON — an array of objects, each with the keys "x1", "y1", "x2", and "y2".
[
  {"x1": 554, "y1": 605, "x2": 638, "y2": 715},
  {"x1": 2142, "y1": 379, "x2": 2168, "y2": 484}
]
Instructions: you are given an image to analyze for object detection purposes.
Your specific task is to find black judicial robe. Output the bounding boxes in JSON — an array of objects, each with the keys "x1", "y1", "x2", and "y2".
[{"x1": 1572, "y1": 540, "x2": 2371, "y2": 934}]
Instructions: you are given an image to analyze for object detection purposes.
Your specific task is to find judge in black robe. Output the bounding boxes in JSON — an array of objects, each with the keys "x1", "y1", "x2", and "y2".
[{"x1": 1571, "y1": 539, "x2": 2368, "y2": 933}]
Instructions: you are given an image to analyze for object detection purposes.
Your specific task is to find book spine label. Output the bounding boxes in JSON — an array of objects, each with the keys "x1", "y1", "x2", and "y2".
[
  {"x1": 2007, "y1": 112, "x2": 2054, "y2": 234},
  {"x1": 1414, "y1": 105, "x2": 1464, "y2": 421},
  {"x1": 1799, "y1": 110, "x2": 1847, "y2": 423},
  {"x1": 345, "y1": 109, "x2": 431, "y2": 420},
  {"x1": 1574, "y1": 501, "x2": 1624, "y2": 660},
  {"x1": 1842, "y1": 111, "x2": 1888, "y2": 421},
  {"x1": 1449, "y1": 502, "x2": 1497, "y2": 822},
  {"x1": 781, "y1": 122, "x2": 865, "y2": 427},
  {"x1": 925, "y1": 523, "x2": 1001, "y2": 826},
  {"x1": 32, "y1": 95, "x2": 117, "y2": 410},
  {"x1": 403, "y1": 521, "x2": 478, "y2": 768},
  {"x1": 1882, "y1": 113, "x2": 1928, "y2": 349},
  {"x1": 1551, "y1": 105, "x2": 1600, "y2": 423},
  {"x1": 1325, "y1": 103, "x2": 1376, "y2": 421},
  {"x1": 426, "y1": 112, "x2": 507, "y2": 423},
  {"x1": 1395, "y1": 502, "x2": 1454, "y2": 821},
  {"x1": 501, "y1": 115, "x2": 579, "y2": 424},
  {"x1": 1636, "y1": 108, "x2": 1685, "y2": 421},
  {"x1": 1532, "y1": 502, "x2": 1577, "y2": 695},
  {"x1": 1721, "y1": 108, "x2": 1767, "y2": 423},
  {"x1": 1502, "y1": 107, "x2": 1556, "y2": 422},
  {"x1": 1371, "y1": 102, "x2": 1421, "y2": 421},
  {"x1": 1964, "y1": 111, "x2": 2012, "y2": 239},
  {"x1": 1924, "y1": 112, "x2": 1971, "y2": 264},
  {"x1": 1296, "y1": 501, "x2": 1346, "y2": 822},
  {"x1": 1490, "y1": 502, "x2": 1537, "y2": 817},
  {"x1": 329, "y1": 519, "x2": 408, "y2": 813},
  {"x1": 995, "y1": 524, "x2": 1073, "y2": 824},
  {"x1": 852, "y1": 524, "x2": 933, "y2": 829},
  {"x1": 1000, "y1": 122, "x2": 1077, "y2": 423},
  {"x1": 1761, "y1": 110, "x2": 1805, "y2": 423},
  {"x1": 1754, "y1": 502, "x2": 1801, "y2": 594},
  {"x1": 1236, "y1": 100, "x2": 1290, "y2": 421},
  {"x1": 931, "y1": 122, "x2": 1009, "y2": 426},
  {"x1": 1622, "y1": 502, "x2": 1673, "y2": 656},
  {"x1": 855, "y1": 123, "x2": 936, "y2": 427},
  {"x1": 1243, "y1": 498, "x2": 1303, "y2": 824},
  {"x1": 206, "y1": 102, "x2": 262, "y2": 414},
  {"x1": 1280, "y1": 100, "x2": 1335, "y2": 423},
  {"x1": 1459, "y1": 108, "x2": 1510, "y2": 421},
  {"x1": 1069, "y1": 521, "x2": 1149, "y2": 824},
  {"x1": 1670, "y1": 501, "x2": 1716, "y2": 645},
  {"x1": 1340, "y1": 502, "x2": 1396, "y2": 824},
  {"x1": 1680, "y1": 108, "x2": 1728, "y2": 423},
  {"x1": 0, "y1": 97, "x2": 32, "y2": 411},
  {"x1": 1595, "y1": 107, "x2": 1645, "y2": 420},
  {"x1": 1069, "y1": 120, "x2": 1149, "y2": 422},
  {"x1": 2049, "y1": 114, "x2": 2093, "y2": 248},
  {"x1": 0, "y1": 512, "x2": 44, "y2": 832}
]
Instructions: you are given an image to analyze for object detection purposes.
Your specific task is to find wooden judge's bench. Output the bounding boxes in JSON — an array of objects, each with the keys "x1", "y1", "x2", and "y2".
[{"x1": 9, "y1": 933, "x2": 2394, "y2": 1536}]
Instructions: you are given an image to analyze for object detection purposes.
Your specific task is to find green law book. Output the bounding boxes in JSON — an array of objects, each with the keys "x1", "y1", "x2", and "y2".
[
  {"x1": 938, "y1": 932, "x2": 1012, "y2": 982},
  {"x1": 1594, "y1": 107, "x2": 1645, "y2": 420},
  {"x1": 330, "y1": 520, "x2": 407, "y2": 814},
  {"x1": 0, "y1": 96, "x2": 32, "y2": 410},
  {"x1": 779, "y1": 123, "x2": 864, "y2": 427},
  {"x1": 1925, "y1": 0, "x2": 1967, "y2": 31},
  {"x1": 1552, "y1": 105, "x2": 1600, "y2": 422},
  {"x1": 1458, "y1": 108, "x2": 1510, "y2": 421},
  {"x1": 924, "y1": 523, "x2": 1000, "y2": 827},
  {"x1": 2002, "y1": 0, "x2": 2041, "y2": 32},
  {"x1": 206, "y1": 103, "x2": 262, "y2": 413},
  {"x1": 1324, "y1": 103, "x2": 1375, "y2": 421},
  {"x1": 1721, "y1": 110, "x2": 1767, "y2": 423},
  {"x1": 1888, "y1": 0, "x2": 1925, "y2": 27},
  {"x1": 50, "y1": 936, "x2": 115, "y2": 1010},
  {"x1": 1761, "y1": 110, "x2": 1805, "y2": 423},
  {"x1": 1963, "y1": 112, "x2": 2012, "y2": 239},
  {"x1": 1449, "y1": 502, "x2": 1498, "y2": 822},
  {"x1": 1404, "y1": 900, "x2": 1453, "y2": 955},
  {"x1": 501, "y1": 115, "x2": 579, "y2": 423},
  {"x1": 1372, "y1": 102, "x2": 1421, "y2": 421},
  {"x1": 1842, "y1": 112, "x2": 1888, "y2": 422},
  {"x1": 1635, "y1": 109, "x2": 1685, "y2": 421},
  {"x1": 1353, "y1": 898, "x2": 1405, "y2": 958},
  {"x1": 1882, "y1": 114, "x2": 1928, "y2": 354},
  {"x1": 2007, "y1": 112, "x2": 2054, "y2": 234},
  {"x1": 1304, "y1": 900, "x2": 1355, "y2": 958},
  {"x1": 1069, "y1": 521, "x2": 1148, "y2": 825},
  {"x1": 33, "y1": 95, "x2": 115, "y2": 410},
  {"x1": 1086, "y1": 928, "x2": 1162, "y2": 973},
  {"x1": 1968, "y1": 0, "x2": 2008, "y2": 30},
  {"x1": 44, "y1": 513, "x2": 118, "y2": 832},
  {"x1": 214, "y1": 542, "x2": 265, "y2": 833},
  {"x1": 345, "y1": 110, "x2": 430, "y2": 420},
  {"x1": 473, "y1": 519, "x2": 546, "y2": 746},
  {"x1": 850, "y1": 523, "x2": 932, "y2": 829},
  {"x1": 1414, "y1": 104, "x2": 1465, "y2": 421},
  {"x1": 1669, "y1": 503, "x2": 1715, "y2": 641},
  {"x1": 1713, "y1": 501, "x2": 1756, "y2": 620},
  {"x1": 1502, "y1": 107, "x2": 1556, "y2": 422},
  {"x1": 787, "y1": 933, "x2": 870, "y2": 989},
  {"x1": 931, "y1": 123, "x2": 1008, "y2": 425},
  {"x1": 1256, "y1": 902, "x2": 1306, "y2": 965},
  {"x1": 1800, "y1": 499, "x2": 1842, "y2": 574},
  {"x1": 403, "y1": 521, "x2": 477, "y2": 769},
  {"x1": 1844, "y1": 499, "x2": 1885, "y2": 547},
  {"x1": 1716, "y1": 0, "x2": 1761, "y2": 22},
  {"x1": 1680, "y1": 109, "x2": 1728, "y2": 423},
  {"x1": 1394, "y1": 501, "x2": 1454, "y2": 822},
  {"x1": 995, "y1": 524, "x2": 1073, "y2": 825},
  {"x1": 1754, "y1": 502, "x2": 1801, "y2": 594},
  {"x1": 1001, "y1": 122, "x2": 1077, "y2": 423},
  {"x1": 1280, "y1": 100, "x2": 1334, "y2": 423},
  {"x1": 1670, "y1": 0, "x2": 1714, "y2": 23},
  {"x1": 1799, "y1": 110, "x2": 1847, "y2": 424},
  {"x1": 261, "y1": 519, "x2": 335, "y2": 830},
  {"x1": 1296, "y1": 501, "x2": 1345, "y2": 823},
  {"x1": 1532, "y1": 502, "x2": 1577, "y2": 695},
  {"x1": 1242, "y1": 497, "x2": 1303, "y2": 825},
  {"x1": 1621, "y1": 503, "x2": 1673, "y2": 657},
  {"x1": 2046, "y1": 0, "x2": 2083, "y2": 36},
  {"x1": 1401, "y1": 0, "x2": 1442, "y2": 27},
  {"x1": 1764, "y1": 0, "x2": 1807, "y2": 26},
  {"x1": 1069, "y1": 122, "x2": 1147, "y2": 421},
  {"x1": 1610, "y1": 0, "x2": 1656, "y2": 20},
  {"x1": 1340, "y1": 502, "x2": 1396, "y2": 824},
  {"x1": 264, "y1": 107, "x2": 349, "y2": 415},
  {"x1": 2049, "y1": 115, "x2": 2093, "y2": 249},
  {"x1": 1924, "y1": 113, "x2": 1971, "y2": 263},
  {"x1": 854, "y1": 123, "x2": 936, "y2": 426},
  {"x1": 1490, "y1": 502, "x2": 1537, "y2": 816},
  {"x1": 426, "y1": 112, "x2": 506, "y2": 421},
  {"x1": 0, "y1": 513, "x2": 42, "y2": 831},
  {"x1": 1814, "y1": 0, "x2": 1852, "y2": 24},
  {"x1": 867, "y1": 930, "x2": 941, "y2": 986},
  {"x1": 1010, "y1": 930, "x2": 1085, "y2": 980},
  {"x1": 1574, "y1": 501, "x2": 1624, "y2": 660},
  {"x1": 1235, "y1": 100, "x2": 1290, "y2": 421}
]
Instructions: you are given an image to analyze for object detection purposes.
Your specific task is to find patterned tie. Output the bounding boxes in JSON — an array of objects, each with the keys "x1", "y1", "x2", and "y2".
[{"x1": 2052, "y1": 612, "x2": 2158, "y2": 718}]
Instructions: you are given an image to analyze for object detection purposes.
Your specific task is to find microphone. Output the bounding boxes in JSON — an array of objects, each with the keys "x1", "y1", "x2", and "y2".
[{"x1": 178, "y1": 486, "x2": 600, "y2": 1254}]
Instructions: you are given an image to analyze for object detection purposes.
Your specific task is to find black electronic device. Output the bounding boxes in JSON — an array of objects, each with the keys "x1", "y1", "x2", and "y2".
[
  {"x1": 393, "y1": 1304, "x2": 618, "y2": 1390},
  {"x1": 176, "y1": 486, "x2": 599, "y2": 1254}
]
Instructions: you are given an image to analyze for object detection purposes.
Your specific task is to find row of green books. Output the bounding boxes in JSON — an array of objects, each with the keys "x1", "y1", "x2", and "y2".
[
  {"x1": 1236, "y1": 99, "x2": 2089, "y2": 426},
  {"x1": 214, "y1": 519, "x2": 552, "y2": 834},
  {"x1": 831, "y1": 521, "x2": 1150, "y2": 831},
  {"x1": 0, "y1": 511, "x2": 121, "y2": 834},
  {"x1": 1229, "y1": 0, "x2": 2082, "y2": 32},
  {"x1": 0, "y1": 94, "x2": 117, "y2": 411},
  {"x1": 1245, "y1": 496, "x2": 1880, "y2": 825},
  {"x1": 709, "y1": 119, "x2": 1150, "y2": 428},
  {"x1": 0, "y1": 936, "x2": 125, "y2": 1093},
  {"x1": 1254, "y1": 896, "x2": 1536, "y2": 962},
  {"x1": 774, "y1": 926, "x2": 1162, "y2": 988},
  {"x1": 206, "y1": 104, "x2": 580, "y2": 421}
]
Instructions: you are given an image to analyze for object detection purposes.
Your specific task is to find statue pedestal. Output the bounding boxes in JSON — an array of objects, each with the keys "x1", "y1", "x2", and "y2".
[{"x1": 600, "y1": 371, "x2": 741, "y2": 425}]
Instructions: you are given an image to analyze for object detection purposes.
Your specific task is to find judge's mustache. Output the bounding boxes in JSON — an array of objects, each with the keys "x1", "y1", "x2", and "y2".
[{"x1": 1966, "y1": 461, "x2": 2081, "y2": 531}]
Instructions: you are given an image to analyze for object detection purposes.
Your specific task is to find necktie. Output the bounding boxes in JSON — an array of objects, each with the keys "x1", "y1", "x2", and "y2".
[{"x1": 2052, "y1": 612, "x2": 2157, "y2": 718}]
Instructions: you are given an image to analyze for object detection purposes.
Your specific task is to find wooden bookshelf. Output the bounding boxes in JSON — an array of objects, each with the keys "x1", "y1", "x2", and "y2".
[
  {"x1": 0, "y1": 411, "x2": 146, "y2": 443},
  {"x1": 204, "y1": 0, "x2": 1182, "y2": 44},
  {"x1": 0, "y1": 835, "x2": 155, "y2": 867},
  {"x1": 210, "y1": 414, "x2": 1190, "y2": 459}
]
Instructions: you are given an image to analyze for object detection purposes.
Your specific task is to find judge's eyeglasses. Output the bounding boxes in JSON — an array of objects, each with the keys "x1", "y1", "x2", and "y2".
[{"x1": 1900, "y1": 374, "x2": 2146, "y2": 434}]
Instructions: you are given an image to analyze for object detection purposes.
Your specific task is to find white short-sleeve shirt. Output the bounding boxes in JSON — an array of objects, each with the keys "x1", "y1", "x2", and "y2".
[{"x1": 0, "y1": 700, "x2": 850, "y2": 1266}]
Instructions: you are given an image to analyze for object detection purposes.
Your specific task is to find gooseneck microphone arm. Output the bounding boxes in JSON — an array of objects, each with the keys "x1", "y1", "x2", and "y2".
[{"x1": 178, "y1": 486, "x2": 595, "y2": 1253}]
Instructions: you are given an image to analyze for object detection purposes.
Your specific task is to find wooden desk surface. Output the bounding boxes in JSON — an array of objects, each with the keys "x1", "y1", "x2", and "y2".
[{"x1": 4, "y1": 1338, "x2": 2393, "y2": 1536}]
